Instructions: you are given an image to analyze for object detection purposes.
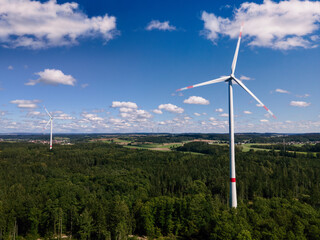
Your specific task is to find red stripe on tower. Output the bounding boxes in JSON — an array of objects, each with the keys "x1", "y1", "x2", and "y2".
[
  {"x1": 263, "y1": 106, "x2": 269, "y2": 111},
  {"x1": 230, "y1": 178, "x2": 236, "y2": 182},
  {"x1": 187, "y1": 86, "x2": 194, "y2": 89},
  {"x1": 239, "y1": 32, "x2": 242, "y2": 38}
]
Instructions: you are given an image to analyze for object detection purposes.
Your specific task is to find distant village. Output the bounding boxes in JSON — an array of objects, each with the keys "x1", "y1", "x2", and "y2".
[{"x1": 0, "y1": 137, "x2": 72, "y2": 145}]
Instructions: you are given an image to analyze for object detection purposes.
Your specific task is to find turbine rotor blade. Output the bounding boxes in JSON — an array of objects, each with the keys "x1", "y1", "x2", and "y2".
[
  {"x1": 231, "y1": 23, "x2": 244, "y2": 75},
  {"x1": 44, "y1": 119, "x2": 51, "y2": 129},
  {"x1": 176, "y1": 76, "x2": 230, "y2": 92},
  {"x1": 44, "y1": 106, "x2": 52, "y2": 118},
  {"x1": 233, "y1": 77, "x2": 276, "y2": 119}
]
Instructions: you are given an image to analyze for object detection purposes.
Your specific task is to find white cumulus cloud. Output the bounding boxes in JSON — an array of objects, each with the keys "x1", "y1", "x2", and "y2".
[
  {"x1": 134, "y1": 109, "x2": 152, "y2": 119},
  {"x1": 158, "y1": 104, "x2": 184, "y2": 114},
  {"x1": 119, "y1": 107, "x2": 134, "y2": 113},
  {"x1": 296, "y1": 93, "x2": 310, "y2": 98},
  {"x1": 260, "y1": 119, "x2": 269, "y2": 123},
  {"x1": 109, "y1": 118, "x2": 124, "y2": 124},
  {"x1": 240, "y1": 75, "x2": 253, "y2": 80},
  {"x1": 27, "y1": 111, "x2": 41, "y2": 117},
  {"x1": 10, "y1": 99, "x2": 40, "y2": 109},
  {"x1": 0, "y1": 0, "x2": 117, "y2": 49},
  {"x1": 55, "y1": 113, "x2": 74, "y2": 120},
  {"x1": 215, "y1": 108, "x2": 224, "y2": 112},
  {"x1": 152, "y1": 109, "x2": 163, "y2": 114},
  {"x1": 290, "y1": 101, "x2": 311, "y2": 107},
  {"x1": 183, "y1": 96, "x2": 210, "y2": 105},
  {"x1": 275, "y1": 88, "x2": 290, "y2": 94},
  {"x1": 219, "y1": 113, "x2": 229, "y2": 117},
  {"x1": 146, "y1": 20, "x2": 176, "y2": 31},
  {"x1": 82, "y1": 113, "x2": 104, "y2": 121},
  {"x1": 194, "y1": 113, "x2": 201, "y2": 116},
  {"x1": 244, "y1": 110, "x2": 252, "y2": 114},
  {"x1": 112, "y1": 101, "x2": 138, "y2": 109},
  {"x1": 26, "y1": 69, "x2": 76, "y2": 86},
  {"x1": 201, "y1": 0, "x2": 320, "y2": 50}
]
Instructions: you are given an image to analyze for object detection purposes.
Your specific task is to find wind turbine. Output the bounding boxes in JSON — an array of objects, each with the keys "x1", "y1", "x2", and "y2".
[
  {"x1": 44, "y1": 106, "x2": 53, "y2": 150},
  {"x1": 176, "y1": 24, "x2": 276, "y2": 208}
]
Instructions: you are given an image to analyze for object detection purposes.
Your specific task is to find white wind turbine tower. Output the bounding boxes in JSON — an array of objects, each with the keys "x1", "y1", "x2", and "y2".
[
  {"x1": 176, "y1": 24, "x2": 276, "y2": 208},
  {"x1": 44, "y1": 107, "x2": 53, "y2": 150}
]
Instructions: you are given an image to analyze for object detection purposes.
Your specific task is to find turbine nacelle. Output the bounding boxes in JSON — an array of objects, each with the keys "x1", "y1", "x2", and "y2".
[{"x1": 230, "y1": 74, "x2": 235, "y2": 80}]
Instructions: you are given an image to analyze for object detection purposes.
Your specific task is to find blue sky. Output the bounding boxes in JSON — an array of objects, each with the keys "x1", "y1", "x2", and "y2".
[{"x1": 0, "y1": 0, "x2": 319, "y2": 133}]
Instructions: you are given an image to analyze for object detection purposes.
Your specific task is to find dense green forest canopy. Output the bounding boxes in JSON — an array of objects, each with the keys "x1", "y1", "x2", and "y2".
[{"x1": 0, "y1": 140, "x2": 320, "y2": 239}]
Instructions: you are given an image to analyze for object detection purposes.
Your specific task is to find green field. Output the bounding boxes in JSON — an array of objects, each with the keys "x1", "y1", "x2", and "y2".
[
  {"x1": 124, "y1": 142, "x2": 184, "y2": 151},
  {"x1": 241, "y1": 143, "x2": 317, "y2": 156},
  {"x1": 107, "y1": 138, "x2": 131, "y2": 143},
  {"x1": 241, "y1": 143, "x2": 274, "y2": 152}
]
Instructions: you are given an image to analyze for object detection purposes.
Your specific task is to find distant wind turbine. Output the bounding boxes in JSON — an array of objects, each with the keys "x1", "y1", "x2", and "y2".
[
  {"x1": 44, "y1": 106, "x2": 53, "y2": 150},
  {"x1": 176, "y1": 24, "x2": 276, "y2": 208}
]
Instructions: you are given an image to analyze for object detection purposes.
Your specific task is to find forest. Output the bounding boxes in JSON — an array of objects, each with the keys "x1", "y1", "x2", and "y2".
[{"x1": 0, "y1": 139, "x2": 319, "y2": 239}]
